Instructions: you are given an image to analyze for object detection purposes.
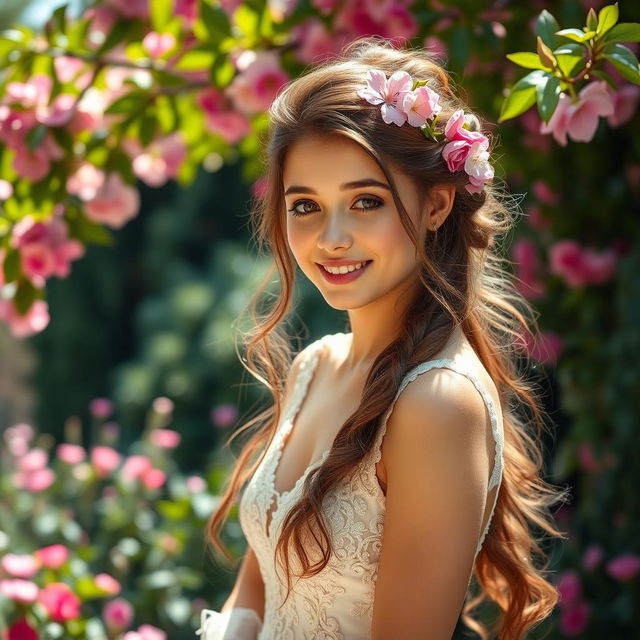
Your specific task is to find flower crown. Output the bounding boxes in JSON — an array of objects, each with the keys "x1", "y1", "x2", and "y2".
[{"x1": 357, "y1": 69, "x2": 494, "y2": 195}]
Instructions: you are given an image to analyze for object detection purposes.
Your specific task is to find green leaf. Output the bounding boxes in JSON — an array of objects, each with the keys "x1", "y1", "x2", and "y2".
[
  {"x1": 555, "y1": 28, "x2": 596, "y2": 43},
  {"x1": 3, "y1": 249, "x2": 20, "y2": 282},
  {"x1": 105, "y1": 91, "x2": 148, "y2": 115},
  {"x1": 590, "y1": 68, "x2": 619, "y2": 91},
  {"x1": 499, "y1": 69, "x2": 550, "y2": 122},
  {"x1": 51, "y1": 3, "x2": 68, "y2": 35},
  {"x1": 151, "y1": 0, "x2": 174, "y2": 32},
  {"x1": 596, "y1": 2, "x2": 619, "y2": 37},
  {"x1": 506, "y1": 52, "x2": 551, "y2": 70},
  {"x1": 96, "y1": 19, "x2": 135, "y2": 55},
  {"x1": 586, "y1": 8, "x2": 598, "y2": 32},
  {"x1": 210, "y1": 54, "x2": 235, "y2": 86},
  {"x1": 536, "y1": 10, "x2": 562, "y2": 50},
  {"x1": 198, "y1": 0, "x2": 231, "y2": 44},
  {"x1": 234, "y1": 3, "x2": 259, "y2": 39},
  {"x1": 173, "y1": 48, "x2": 216, "y2": 71},
  {"x1": 555, "y1": 51, "x2": 584, "y2": 76},
  {"x1": 602, "y1": 22, "x2": 640, "y2": 44},
  {"x1": 75, "y1": 214, "x2": 114, "y2": 246},
  {"x1": 26, "y1": 124, "x2": 48, "y2": 152},
  {"x1": 157, "y1": 499, "x2": 190, "y2": 519},
  {"x1": 602, "y1": 43, "x2": 640, "y2": 85},
  {"x1": 139, "y1": 112, "x2": 157, "y2": 146},
  {"x1": 536, "y1": 76, "x2": 561, "y2": 123},
  {"x1": 13, "y1": 280, "x2": 37, "y2": 315}
]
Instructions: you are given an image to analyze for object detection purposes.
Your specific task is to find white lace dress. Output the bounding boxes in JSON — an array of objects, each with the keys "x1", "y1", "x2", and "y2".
[{"x1": 233, "y1": 333, "x2": 503, "y2": 639}]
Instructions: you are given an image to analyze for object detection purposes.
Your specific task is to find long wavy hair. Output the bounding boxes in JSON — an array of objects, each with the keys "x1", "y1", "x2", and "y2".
[{"x1": 206, "y1": 36, "x2": 571, "y2": 640}]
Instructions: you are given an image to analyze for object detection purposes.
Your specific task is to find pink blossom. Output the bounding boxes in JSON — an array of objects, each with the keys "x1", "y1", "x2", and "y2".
[
  {"x1": 0, "y1": 579, "x2": 39, "y2": 604},
  {"x1": 606, "y1": 83, "x2": 640, "y2": 128},
  {"x1": 125, "y1": 133, "x2": 187, "y2": 186},
  {"x1": 204, "y1": 109, "x2": 252, "y2": 144},
  {"x1": 7, "y1": 618, "x2": 38, "y2": 640},
  {"x1": 18, "y1": 447, "x2": 48, "y2": 472},
  {"x1": 531, "y1": 179, "x2": 557, "y2": 205},
  {"x1": 357, "y1": 68, "x2": 413, "y2": 126},
  {"x1": 556, "y1": 570, "x2": 582, "y2": 607},
  {"x1": 423, "y1": 35, "x2": 447, "y2": 61},
  {"x1": 0, "y1": 298, "x2": 50, "y2": 337},
  {"x1": 143, "y1": 32, "x2": 176, "y2": 58},
  {"x1": 334, "y1": 0, "x2": 418, "y2": 42},
  {"x1": 91, "y1": 446, "x2": 121, "y2": 478},
  {"x1": 581, "y1": 247, "x2": 617, "y2": 284},
  {"x1": 95, "y1": 573, "x2": 121, "y2": 595},
  {"x1": 401, "y1": 84, "x2": 442, "y2": 127},
  {"x1": 35, "y1": 544, "x2": 70, "y2": 569},
  {"x1": 291, "y1": 18, "x2": 341, "y2": 64},
  {"x1": 578, "y1": 442, "x2": 602, "y2": 473},
  {"x1": 0, "y1": 179, "x2": 13, "y2": 199},
  {"x1": 57, "y1": 443, "x2": 86, "y2": 464},
  {"x1": 121, "y1": 455, "x2": 153, "y2": 482},
  {"x1": 53, "y1": 56, "x2": 87, "y2": 83},
  {"x1": 521, "y1": 329, "x2": 563, "y2": 365},
  {"x1": 11, "y1": 215, "x2": 84, "y2": 284},
  {"x1": 540, "y1": 81, "x2": 614, "y2": 146},
  {"x1": 443, "y1": 109, "x2": 487, "y2": 145},
  {"x1": 559, "y1": 601, "x2": 590, "y2": 636},
  {"x1": 582, "y1": 544, "x2": 604, "y2": 572},
  {"x1": 107, "y1": 0, "x2": 149, "y2": 18},
  {"x1": 512, "y1": 239, "x2": 545, "y2": 300},
  {"x1": 1, "y1": 554, "x2": 40, "y2": 578},
  {"x1": 38, "y1": 582, "x2": 82, "y2": 622},
  {"x1": 83, "y1": 172, "x2": 140, "y2": 229},
  {"x1": 67, "y1": 163, "x2": 106, "y2": 200},
  {"x1": 152, "y1": 396, "x2": 174, "y2": 415},
  {"x1": 211, "y1": 403, "x2": 238, "y2": 427},
  {"x1": 175, "y1": 0, "x2": 198, "y2": 22},
  {"x1": 606, "y1": 553, "x2": 640, "y2": 581},
  {"x1": 90, "y1": 397, "x2": 114, "y2": 419},
  {"x1": 225, "y1": 50, "x2": 290, "y2": 117},
  {"x1": 19, "y1": 467, "x2": 56, "y2": 492},
  {"x1": 150, "y1": 429, "x2": 181, "y2": 449},
  {"x1": 549, "y1": 240, "x2": 589, "y2": 287},
  {"x1": 186, "y1": 475, "x2": 206, "y2": 493},
  {"x1": 463, "y1": 140, "x2": 494, "y2": 194},
  {"x1": 142, "y1": 468, "x2": 167, "y2": 489},
  {"x1": 12, "y1": 146, "x2": 51, "y2": 182},
  {"x1": 131, "y1": 624, "x2": 166, "y2": 640},
  {"x1": 103, "y1": 597, "x2": 134, "y2": 631},
  {"x1": 252, "y1": 176, "x2": 267, "y2": 201}
]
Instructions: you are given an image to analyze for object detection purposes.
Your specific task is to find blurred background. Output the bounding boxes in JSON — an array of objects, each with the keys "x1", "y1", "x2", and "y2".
[{"x1": 0, "y1": 0, "x2": 639, "y2": 638}]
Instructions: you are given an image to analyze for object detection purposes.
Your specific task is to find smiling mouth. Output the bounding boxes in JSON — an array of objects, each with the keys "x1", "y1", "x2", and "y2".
[{"x1": 316, "y1": 260, "x2": 373, "y2": 283}]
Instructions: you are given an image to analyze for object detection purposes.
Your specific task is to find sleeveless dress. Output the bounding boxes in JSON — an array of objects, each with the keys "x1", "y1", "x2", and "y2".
[{"x1": 229, "y1": 333, "x2": 503, "y2": 640}]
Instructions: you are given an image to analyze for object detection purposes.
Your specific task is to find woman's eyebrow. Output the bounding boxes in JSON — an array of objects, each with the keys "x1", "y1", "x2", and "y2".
[{"x1": 284, "y1": 178, "x2": 391, "y2": 196}]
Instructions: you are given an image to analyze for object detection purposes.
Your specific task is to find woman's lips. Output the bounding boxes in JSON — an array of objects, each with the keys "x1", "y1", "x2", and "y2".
[{"x1": 316, "y1": 260, "x2": 372, "y2": 284}]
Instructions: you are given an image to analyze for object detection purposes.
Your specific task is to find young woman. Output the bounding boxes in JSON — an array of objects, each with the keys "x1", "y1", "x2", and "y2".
[{"x1": 196, "y1": 36, "x2": 570, "y2": 640}]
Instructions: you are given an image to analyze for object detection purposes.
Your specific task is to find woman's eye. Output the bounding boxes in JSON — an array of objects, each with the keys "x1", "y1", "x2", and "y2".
[{"x1": 287, "y1": 196, "x2": 383, "y2": 217}]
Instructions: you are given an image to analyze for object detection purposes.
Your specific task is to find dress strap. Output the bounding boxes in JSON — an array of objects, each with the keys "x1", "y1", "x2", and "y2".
[
  {"x1": 280, "y1": 335, "x2": 329, "y2": 426},
  {"x1": 370, "y1": 358, "x2": 504, "y2": 557}
]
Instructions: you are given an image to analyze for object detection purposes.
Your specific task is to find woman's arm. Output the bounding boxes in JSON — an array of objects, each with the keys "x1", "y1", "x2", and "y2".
[{"x1": 220, "y1": 544, "x2": 265, "y2": 620}]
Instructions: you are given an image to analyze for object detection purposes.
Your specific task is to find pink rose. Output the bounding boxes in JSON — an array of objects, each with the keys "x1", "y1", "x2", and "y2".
[
  {"x1": 401, "y1": 84, "x2": 442, "y2": 127},
  {"x1": 91, "y1": 446, "x2": 121, "y2": 478},
  {"x1": 35, "y1": 544, "x2": 69, "y2": 569},
  {"x1": 103, "y1": 597, "x2": 134, "y2": 631},
  {"x1": 606, "y1": 553, "x2": 640, "y2": 581},
  {"x1": 38, "y1": 582, "x2": 81, "y2": 622},
  {"x1": 57, "y1": 443, "x2": 86, "y2": 464},
  {"x1": 540, "y1": 81, "x2": 614, "y2": 146}
]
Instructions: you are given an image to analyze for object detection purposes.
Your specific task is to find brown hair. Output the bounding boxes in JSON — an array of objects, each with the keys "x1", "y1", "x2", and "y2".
[{"x1": 206, "y1": 36, "x2": 570, "y2": 639}]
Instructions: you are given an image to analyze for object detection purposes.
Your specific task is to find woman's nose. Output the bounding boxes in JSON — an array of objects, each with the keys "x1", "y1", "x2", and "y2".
[{"x1": 317, "y1": 214, "x2": 352, "y2": 251}]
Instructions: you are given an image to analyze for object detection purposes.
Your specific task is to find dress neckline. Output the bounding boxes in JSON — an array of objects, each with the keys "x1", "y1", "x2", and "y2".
[{"x1": 264, "y1": 334, "x2": 335, "y2": 538}]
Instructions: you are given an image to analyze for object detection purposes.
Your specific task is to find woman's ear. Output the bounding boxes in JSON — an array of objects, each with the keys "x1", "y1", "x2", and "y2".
[{"x1": 428, "y1": 185, "x2": 456, "y2": 229}]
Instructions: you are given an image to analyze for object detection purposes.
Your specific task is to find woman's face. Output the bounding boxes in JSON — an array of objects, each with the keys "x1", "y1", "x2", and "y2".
[{"x1": 282, "y1": 134, "x2": 426, "y2": 311}]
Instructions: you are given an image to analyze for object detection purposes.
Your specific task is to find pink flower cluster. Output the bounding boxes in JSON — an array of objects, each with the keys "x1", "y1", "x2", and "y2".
[
  {"x1": 357, "y1": 69, "x2": 494, "y2": 194},
  {"x1": 549, "y1": 240, "x2": 619, "y2": 288},
  {"x1": 10, "y1": 214, "x2": 84, "y2": 287}
]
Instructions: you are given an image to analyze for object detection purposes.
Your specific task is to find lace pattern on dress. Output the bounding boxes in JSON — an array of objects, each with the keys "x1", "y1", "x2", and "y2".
[{"x1": 237, "y1": 335, "x2": 505, "y2": 639}]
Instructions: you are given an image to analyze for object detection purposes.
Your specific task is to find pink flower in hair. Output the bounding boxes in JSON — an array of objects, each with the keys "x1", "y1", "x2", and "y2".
[
  {"x1": 357, "y1": 69, "x2": 413, "y2": 126},
  {"x1": 401, "y1": 85, "x2": 442, "y2": 127}
]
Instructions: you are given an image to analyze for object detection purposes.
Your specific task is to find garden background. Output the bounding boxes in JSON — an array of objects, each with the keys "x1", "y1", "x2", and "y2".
[{"x1": 0, "y1": 0, "x2": 639, "y2": 638}]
